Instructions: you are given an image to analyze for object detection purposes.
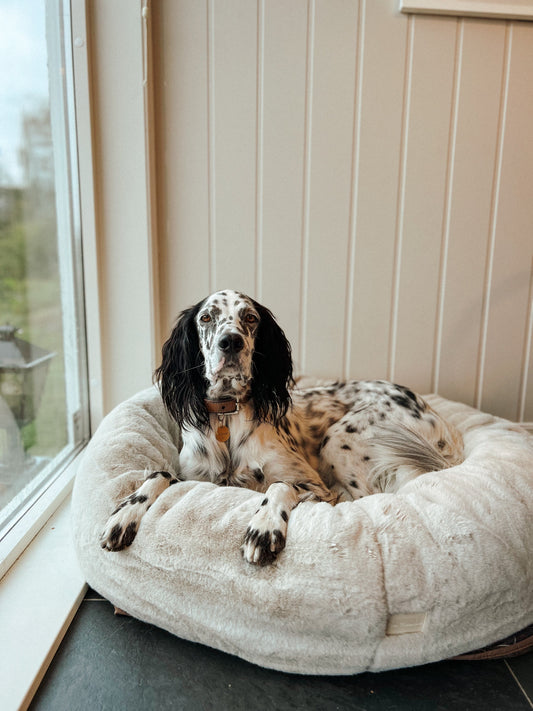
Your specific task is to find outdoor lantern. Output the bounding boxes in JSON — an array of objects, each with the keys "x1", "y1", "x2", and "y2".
[{"x1": 0, "y1": 324, "x2": 55, "y2": 429}]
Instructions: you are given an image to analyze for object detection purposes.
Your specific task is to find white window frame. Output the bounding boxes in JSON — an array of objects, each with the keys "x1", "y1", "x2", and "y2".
[
  {"x1": 399, "y1": 0, "x2": 533, "y2": 20},
  {"x1": 0, "y1": 0, "x2": 91, "y2": 575}
]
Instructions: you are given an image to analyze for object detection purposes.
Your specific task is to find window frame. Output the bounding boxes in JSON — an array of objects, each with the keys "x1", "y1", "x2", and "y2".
[{"x1": 0, "y1": 0, "x2": 91, "y2": 573}]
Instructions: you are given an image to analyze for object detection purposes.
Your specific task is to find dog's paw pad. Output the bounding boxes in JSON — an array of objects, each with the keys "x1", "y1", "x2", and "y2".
[
  {"x1": 241, "y1": 506, "x2": 288, "y2": 565},
  {"x1": 100, "y1": 497, "x2": 148, "y2": 551},
  {"x1": 241, "y1": 527, "x2": 286, "y2": 566},
  {"x1": 100, "y1": 520, "x2": 138, "y2": 551}
]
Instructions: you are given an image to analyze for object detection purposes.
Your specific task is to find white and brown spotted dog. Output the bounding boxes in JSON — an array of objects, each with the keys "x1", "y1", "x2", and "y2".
[{"x1": 101, "y1": 290, "x2": 464, "y2": 565}]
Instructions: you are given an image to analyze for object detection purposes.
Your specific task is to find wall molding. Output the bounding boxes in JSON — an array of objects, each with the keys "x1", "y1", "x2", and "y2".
[{"x1": 400, "y1": 0, "x2": 533, "y2": 21}]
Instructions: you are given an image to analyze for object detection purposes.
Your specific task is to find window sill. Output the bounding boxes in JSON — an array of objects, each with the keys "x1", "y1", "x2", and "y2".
[{"x1": 0, "y1": 454, "x2": 87, "y2": 711}]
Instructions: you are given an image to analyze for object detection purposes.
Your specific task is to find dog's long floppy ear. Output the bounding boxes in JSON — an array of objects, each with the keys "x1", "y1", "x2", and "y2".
[
  {"x1": 250, "y1": 300, "x2": 294, "y2": 426},
  {"x1": 153, "y1": 300, "x2": 209, "y2": 430}
]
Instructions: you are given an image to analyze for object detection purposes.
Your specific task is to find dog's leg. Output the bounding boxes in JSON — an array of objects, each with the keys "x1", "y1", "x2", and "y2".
[
  {"x1": 241, "y1": 482, "x2": 299, "y2": 566},
  {"x1": 100, "y1": 470, "x2": 178, "y2": 551},
  {"x1": 241, "y1": 475, "x2": 337, "y2": 566}
]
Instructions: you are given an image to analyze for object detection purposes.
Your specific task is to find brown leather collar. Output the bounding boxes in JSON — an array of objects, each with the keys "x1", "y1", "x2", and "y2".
[{"x1": 204, "y1": 396, "x2": 249, "y2": 414}]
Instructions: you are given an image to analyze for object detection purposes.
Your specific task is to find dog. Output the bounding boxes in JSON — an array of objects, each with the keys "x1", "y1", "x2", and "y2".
[{"x1": 100, "y1": 289, "x2": 464, "y2": 565}]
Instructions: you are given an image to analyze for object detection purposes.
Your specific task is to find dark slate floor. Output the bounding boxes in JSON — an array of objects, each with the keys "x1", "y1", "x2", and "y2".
[{"x1": 31, "y1": 589, "x2": 533, "y2": 711}]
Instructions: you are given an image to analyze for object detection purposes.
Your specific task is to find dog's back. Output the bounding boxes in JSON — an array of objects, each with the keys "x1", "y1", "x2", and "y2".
[{"x1": 292, "y1": 380, "x2": 464, "y2": 500}]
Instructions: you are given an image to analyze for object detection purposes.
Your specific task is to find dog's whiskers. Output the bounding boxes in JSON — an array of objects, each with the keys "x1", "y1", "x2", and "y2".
[{"x1": 176, "y1": 363, "x2": 205, "y2": 375}]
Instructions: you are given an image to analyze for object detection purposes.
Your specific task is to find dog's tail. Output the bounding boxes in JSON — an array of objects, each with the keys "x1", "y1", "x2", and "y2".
[{"x1": 367, "y1": 422, "x2": 463, "y2": 493}]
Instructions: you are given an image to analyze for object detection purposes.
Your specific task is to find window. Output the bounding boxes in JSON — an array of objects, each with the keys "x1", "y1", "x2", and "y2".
[{"x1": 0, "y1": 0, "x2": 88, "y2": 541}]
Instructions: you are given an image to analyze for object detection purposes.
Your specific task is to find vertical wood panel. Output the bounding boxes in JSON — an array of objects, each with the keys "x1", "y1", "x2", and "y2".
[
  {"x1": 260, "y1": 0, "x2": 308, "y2": 363},
  {"x1": 347, "y1": 0, "x2": 408, "y2": 380},
  {"x1": 91, "y1": 0, "x2": 156, "y2": 409},
  {"x1": 480, "y1": 23, "x2": 533, "y2": 421},
  {"x1": 523, "y1": 263, "x2": 533, "y2": 422},
  {"x1": 303, "y1": 0, "x2": 359, "y2": 376},
  {"x1": 212, "y1": 0, "x2": 257, "y2": 294},
  {"x1": 155, "y1": 0, "x2": 210, "y2": 329},
  {"x1": 392, "y1": 15, "x2": 457, "y2": 392},
  {"x1": 436, "y1": 19, "x2": 506, "y2": 405}
]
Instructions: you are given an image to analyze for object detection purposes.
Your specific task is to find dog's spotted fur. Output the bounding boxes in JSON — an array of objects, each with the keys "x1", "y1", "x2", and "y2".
[{"x1": 101, "y1": 290, "x2": 464, "y2": 565}]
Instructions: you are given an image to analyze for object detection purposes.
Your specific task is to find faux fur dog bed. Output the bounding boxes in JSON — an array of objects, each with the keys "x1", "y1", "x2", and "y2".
[{"x1": 71, "y1": 386, "x2": 533, "y2": 675}]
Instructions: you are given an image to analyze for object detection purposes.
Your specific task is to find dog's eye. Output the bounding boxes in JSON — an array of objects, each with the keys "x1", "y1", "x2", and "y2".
[
  {"x1": 200, "y1": 314, "x2": 212, "y2": 323},
  {"x1": 244, "y1": 313, "x2": 258, "y2": 324}
]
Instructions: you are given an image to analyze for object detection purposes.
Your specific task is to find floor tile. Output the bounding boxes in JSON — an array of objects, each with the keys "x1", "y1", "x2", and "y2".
[
  {"x1": 83, "y1": 587, "x2": 105, "y2": 601},
  {"x1": 30, "y1": 600, "x2": 532, "y2": 711}
]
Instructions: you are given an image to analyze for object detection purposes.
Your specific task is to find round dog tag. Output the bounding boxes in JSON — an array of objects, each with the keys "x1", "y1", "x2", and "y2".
[{"x1": 216, "y1": 425, "x2": 230, "y2": 442}]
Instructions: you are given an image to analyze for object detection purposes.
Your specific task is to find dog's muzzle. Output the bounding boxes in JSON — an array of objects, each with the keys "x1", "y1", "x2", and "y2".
[{"x1": 218, "y1": 333, "x2": 244, "y2": 355}]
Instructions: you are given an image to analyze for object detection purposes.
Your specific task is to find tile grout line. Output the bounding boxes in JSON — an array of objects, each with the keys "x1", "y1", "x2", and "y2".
[{"x1": 504, "y1": 659, "x2": 533, "y2": 709}]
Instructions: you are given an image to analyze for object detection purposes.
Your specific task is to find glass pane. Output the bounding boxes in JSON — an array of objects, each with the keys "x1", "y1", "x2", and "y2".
[{"x1": 0, "y1": 0, "x2": 87, "y2": 528}]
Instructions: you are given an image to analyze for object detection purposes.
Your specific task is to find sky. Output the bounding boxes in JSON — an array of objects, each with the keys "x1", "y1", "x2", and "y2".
[{"x1": 0, "y1": 0, "x2": 49, "y2": 186}]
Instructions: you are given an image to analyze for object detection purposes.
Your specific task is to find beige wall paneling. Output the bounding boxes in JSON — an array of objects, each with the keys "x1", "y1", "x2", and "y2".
[
  {"x1": 302, "y1": 0, "x2": 360, "y2": 376},
  {"x1": 259, "y1": 0, "x2": 308, "y2": 359},
  {"x1": 152, "y1": 1, "x2": 533, "y2": 421},
  {"x1": 154, "y1": 0, "x2": 211, "y2": 330},
  {"x1": 391, "y1": 15, "x2": 457, "y2": 393},
  {"x1": 347, "y1": 0, "x2": 408, "y2": 380},
  {"x1": 479, "y1": 22, "x2": 533, "y2": 421},
  {"x1": 211, "y1": 0, "x2": 258, "y2": 295},
  {"x1": 90, "y1": 0, "x2": 157, "y2": 412},
  {"x1": 435, "y1": 19, "x2": 506, "y2": 406},
  {"x1": 523, "y1": 265, "x2": 533, "y2": 422}
]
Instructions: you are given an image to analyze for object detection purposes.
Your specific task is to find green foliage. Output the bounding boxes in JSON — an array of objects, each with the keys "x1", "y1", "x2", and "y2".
[
  {"x1": 0, "y1": 188, "x2": 59, "y2": 326},
  {"x1": 0, "y1": 227, "x2": 28, "y2": 324},
  {"x1": 0, "y1": 184, "x2": 66, "y2": 458},
  {"x1": 21, "y1": 422, "x2": 36, "y2": 451}
]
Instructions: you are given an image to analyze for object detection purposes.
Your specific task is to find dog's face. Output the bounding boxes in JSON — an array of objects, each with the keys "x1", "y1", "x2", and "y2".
[
  {"x1": 155, "y1": 289, "x2": 293, "y2": 429},
  {"x1": 196, "y1": 290, "x2": 260, "y2": 398}
]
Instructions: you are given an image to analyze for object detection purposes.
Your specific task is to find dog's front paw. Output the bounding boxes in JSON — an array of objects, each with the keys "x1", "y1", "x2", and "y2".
[
  {"x1": 242, "y1": 527, "x2": 286, "y2": 566},
  {"x1": 100, "y1": 471, "x2": 177, "y2": 551},
  {"x1": 100, "y1": 494, "x2": 148, "y2": 551},
  {"x1": 241, "y1": 502, "x2": 288, "y2": 565}
]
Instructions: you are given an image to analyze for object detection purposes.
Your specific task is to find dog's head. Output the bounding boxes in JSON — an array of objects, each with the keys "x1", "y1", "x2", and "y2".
[
  {"x1": 195, "y1": 290, "x2": 259, "y2": 394},
  {"x1": 154, "y1": 290, "x2": 294, "y2": 430}
]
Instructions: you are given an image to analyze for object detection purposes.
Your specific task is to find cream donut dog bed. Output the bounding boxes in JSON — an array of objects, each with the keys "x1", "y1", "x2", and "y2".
[{"x1": 71, "y1": 386, "x2": 533, "y2": 675}]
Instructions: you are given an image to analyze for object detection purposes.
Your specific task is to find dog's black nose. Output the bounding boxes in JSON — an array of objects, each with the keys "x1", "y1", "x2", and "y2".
[{"x1": 218, "y1": 333, "x2": 244, "y2": 353}]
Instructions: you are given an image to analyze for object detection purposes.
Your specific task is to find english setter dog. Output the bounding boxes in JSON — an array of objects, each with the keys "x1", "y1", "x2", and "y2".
[{"x1": 101, "y1": 290, "x2": 464, "y2": 565}]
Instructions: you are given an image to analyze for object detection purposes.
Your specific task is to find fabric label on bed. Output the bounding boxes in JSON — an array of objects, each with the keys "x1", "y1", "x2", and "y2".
[{"x1": 386, "y1": 612, "x2": 428, "y2": 635}]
